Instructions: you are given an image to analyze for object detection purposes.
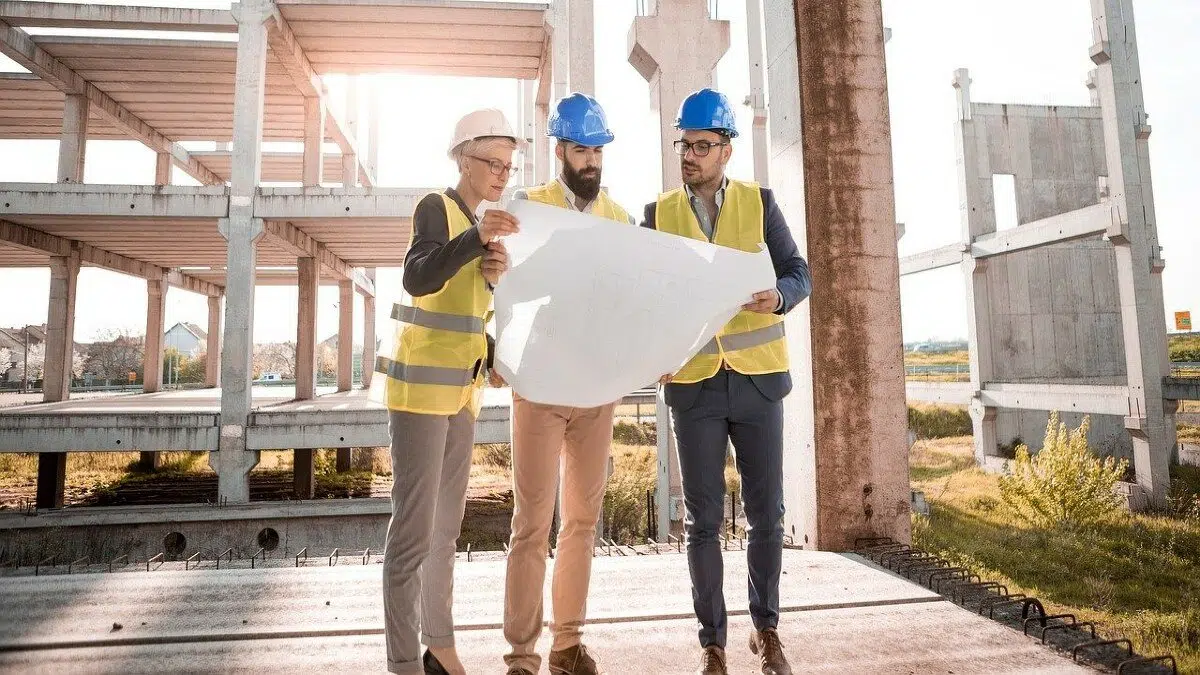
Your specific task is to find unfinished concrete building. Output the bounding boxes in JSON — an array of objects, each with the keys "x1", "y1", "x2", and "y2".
[{"x1": 902, "y1": 0, "x2": 1182, "y2": 507}]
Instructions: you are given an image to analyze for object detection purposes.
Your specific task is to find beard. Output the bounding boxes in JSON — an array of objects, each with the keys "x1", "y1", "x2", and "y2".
[{"x1": 562, "y1": 162, "x2": 602, "y2": 202}]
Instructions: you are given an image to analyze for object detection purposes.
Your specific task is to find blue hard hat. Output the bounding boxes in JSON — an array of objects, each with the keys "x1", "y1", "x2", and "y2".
[
  {"x1": 674, "y1": 88, "x2": 739, "y2": 138},
  {"x1": 547, "y1": 93, "x2": 615, "y2": 147}
]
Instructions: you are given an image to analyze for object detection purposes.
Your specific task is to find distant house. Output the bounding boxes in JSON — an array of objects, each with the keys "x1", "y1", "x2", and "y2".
[
  {"x1": 164, "y1": 322, "x2": 208, "y2": 357},
  {"x1": 0, "y1": 325, "x2": 46, "y2": 383}
]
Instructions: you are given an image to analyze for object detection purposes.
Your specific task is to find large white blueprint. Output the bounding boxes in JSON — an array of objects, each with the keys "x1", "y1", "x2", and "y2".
[{"x1": 493, "y1": 200, "x2": 775, "y2": 408}]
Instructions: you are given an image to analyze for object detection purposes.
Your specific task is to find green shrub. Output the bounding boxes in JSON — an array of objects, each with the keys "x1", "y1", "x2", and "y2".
[
  {"x1": 613, "y1": 421, "x2": 656, "y2": 445},
  {"x1": 1168, "y1": 334, "x2": 1200, "y2": 362},
  {"x1": 476, "y1": 443, "x2": 512, "y2": 468},
  {"x1": 602, "y1": 449, "x2": 655, "y2": 544},
  {"x1": 998, "y1": 412, "x2": 1128, "y2": 529},
  {"x1": 907, "y1": 405, "x2": 972, "y2": 439}
]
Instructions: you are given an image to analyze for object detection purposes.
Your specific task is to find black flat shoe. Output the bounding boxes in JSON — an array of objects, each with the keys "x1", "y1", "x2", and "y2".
[{"x1": 423, "y1": 649, "x2": 451, "y2": 675}]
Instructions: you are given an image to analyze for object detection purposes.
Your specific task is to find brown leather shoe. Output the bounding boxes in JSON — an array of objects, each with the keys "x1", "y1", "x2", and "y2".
[
  {"x1": 548, "y1": 643, "x2": 600, "y2": 675},
  {"x1": 749, "y1": 628, "x2": 792, "y2": 675},
  {"x1": 696, "y1": 645, "x2": 727, "y2": 675},
  {"x1": 505, "y1": 669, "x2": 534, "y2": 675}
]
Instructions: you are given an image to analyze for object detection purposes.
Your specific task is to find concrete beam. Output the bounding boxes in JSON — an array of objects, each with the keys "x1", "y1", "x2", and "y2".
[
  {"x1": 569, "y1": 0, "x2": 595, "y2": 94},
  {"x1": 262, "y1": 5, "x2": 373, "y2": 187},
  {"x1": 970, "y1": 202, "x2": 1116, "y2": 258},
  {"x1": 980, "y1": 382, "x2": 1132, "y2": 417},
  {"x1": 0, "y1": 184, "x2": 230, "y2": 219},
  {"x1": 254, "y1": 187, "x2": 422, "y2": 219},
  {"x1": 0, "y1": 2, "x2": 236, "y2": 32},
  {"x1": 744, "y1": 0, "x2": 769, "y2": 185},
  {"x1": 259, "y1": 219, "x2": 375, "y2": 296},
  {"x1": 0, "y1": 20, "x2": 224, "y2": 186},
  {"x1": 898, "y1": 243, "x2": 966, "y2": 276},
  {"x1": 0, "y1": 219, "x2": 223, "y2": 296},
  {"x1": 1163, "y1": 377, "x2": 1200, "y2": 401},
  {"x1": 56, "y1": 93, "x2": 87, "y2": 183},
  {"x1": 143, "y1": 277, "x2": 167, "y2": 395}
]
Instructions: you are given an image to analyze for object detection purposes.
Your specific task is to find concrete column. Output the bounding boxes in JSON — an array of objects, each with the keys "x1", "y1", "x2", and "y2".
[
  {"x1": 655, "y1": 389, "x2": 683, "y2": 541},
  {"x1": 296, "y1": 257, "x2": 319, "y2": 401},
  {"x1": 520, "y1": 80, "x2": 537, "y2": 183},
  {"x1": 568, "y1": 0, "x2": 595, "y2": 95},
  {"x1": 628, "y1": 1, "x2": 729, "y2": 191},
  {"x1": 1091, "y1": 0, "x2": 1171, "y2": 506},
  {"x1": 534, "y1": 102, "x2": 550, "y2": 185},
  {"x1": 213, "y1": 0, "x2": 270, "y2": 504},
  {"x1": 36, "y1": 454, "x2": 67, "y2": 510},
  {"x1": 362, "y1": 269, "x2": 377, "y2": 388},
  {"x1": 771, "y1": 0, "x2": 909, "y2": 550},
  {"x1": 143, "y1": 278, "x2": 167, "y2": 395},
  {"x1": 57, "y1": 94, "x2": 88, "y2": 183},
  {"x1": 139, "y1": 277, "x2": 168, "y2": 471},
  {"x1": 302, "y1": 96, "x2": 326, "y2": 187},
  {"x1": 294, "y1": 256, "x2": 319, "y2": 498},
  {"x1": 206, "y1": 295, "x2": 222, "y2": 387},
  {"x1": 953, "y1": 70, "x2": 999, "y2": 466},
  {"x1": 155, "y1": 152, "x2": 171, "y2": 186},
  {"x1": 36, "y1": 252, "x2": 80, "y2": 509},
  {"x1": 341, "y1": 77, "x2": 359, "y2": 187},
  {"x1": 744, "y1": 0, "x2": 770, "y2": 185},
  {"x1": 337, "y1": 280, "x2": 354, "y2": 392},
  {"x1": 367, "y1": 82, "x2": 380, "y2": 184},
  {"x1": 335, "y1": 279, "x2": 355, "y2": 472},
  {"x1": 42, "y1": 253, "x2": 80, "y2": 404}
]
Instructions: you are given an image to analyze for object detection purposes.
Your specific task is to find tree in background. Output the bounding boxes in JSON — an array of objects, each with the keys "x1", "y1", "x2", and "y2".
[
  {"x1": 84, "y1": 329, "x2": 145, "y2": 384},
  {"x1": 317, "y1": 343, "x2": 338, "y2": 380},
  {"x1": 253, "y1": 342, "x2": 297, "y2": 380},
  {"x1": 14, "y1": 342, "x2": 45, "y2": 382},
  {"x1": 71, "y1": 349, "x2": 86, "y2": 380},
  {"x1": 0, "y1": 347, "x2": 12, "y2": 380},
  {"x1": 178, "y1": 351, "x2": 208, "y2": 384}
]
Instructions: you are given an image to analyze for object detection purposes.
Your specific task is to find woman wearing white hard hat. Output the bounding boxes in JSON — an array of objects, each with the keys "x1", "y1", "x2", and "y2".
[{"x1": 376, "y1": 108, "x2": 522, "y2": 675}]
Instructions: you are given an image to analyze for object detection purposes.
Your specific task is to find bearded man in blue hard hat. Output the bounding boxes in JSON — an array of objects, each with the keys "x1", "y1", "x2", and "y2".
[
  {"x1": 500, "y1": 92, "x2": 636, "y2": 675},
  {"x1": 641, "y1": 88, "x2": 812, "y2": 675}
]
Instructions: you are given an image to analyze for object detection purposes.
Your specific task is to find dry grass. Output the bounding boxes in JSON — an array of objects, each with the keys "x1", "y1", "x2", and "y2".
[
  {"x1": 904, "y1": 350, "x2": 970, "y2": 366},
  {"x1": 911, "y1": 437, "x2": 1200, "y2": 672}
]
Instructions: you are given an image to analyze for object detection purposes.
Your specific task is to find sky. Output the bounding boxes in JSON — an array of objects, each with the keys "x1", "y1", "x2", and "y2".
[{"x1": 0, "y1": 0, "x2": 1196, "y2": 347}]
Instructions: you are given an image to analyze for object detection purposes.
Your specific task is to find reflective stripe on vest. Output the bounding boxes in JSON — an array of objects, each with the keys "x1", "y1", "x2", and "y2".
[
  {"x1": 524, "y1": 180, "x2": 632, "y2": 225},
  {"x1": 391, "y1": 303, "x2": 485, "y2": 334},
  {"x1": 697, "y1": 321, "x2": 785, "y2": 356},
  {"x1": 376, "y1": 355, "x2": 476, "y2": 387},
  {"x1": 379, "y1": 192, "x2": 491, "y2": 417},
  {"x1": 654, "y1": 179, "x2": 789, "y2": 383}
]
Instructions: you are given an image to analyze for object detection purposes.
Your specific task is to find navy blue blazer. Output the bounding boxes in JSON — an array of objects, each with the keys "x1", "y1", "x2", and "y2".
[{"x1": 641, "y1": 186, "x2": 812, "y2": 411}]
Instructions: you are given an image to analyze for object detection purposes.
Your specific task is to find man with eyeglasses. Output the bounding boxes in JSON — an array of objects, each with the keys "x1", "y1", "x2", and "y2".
[
  {"x1": 500, "y1": 93, "x2": 635, "y2": 675},
  {"x1": 641, "y1": 88, "x2": 812, "y2": 675}
]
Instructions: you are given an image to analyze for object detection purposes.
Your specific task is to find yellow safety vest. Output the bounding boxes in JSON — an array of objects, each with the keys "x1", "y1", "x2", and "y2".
[
  {"x1": 524, "y1": 180, "x2": 632, "y2": 224},
  {"x1": 378, "y1": 193, "x2": 491, "y2": 417},
  {"x1": 654, "y1": 179, "x2": 788, "y2": 383}
]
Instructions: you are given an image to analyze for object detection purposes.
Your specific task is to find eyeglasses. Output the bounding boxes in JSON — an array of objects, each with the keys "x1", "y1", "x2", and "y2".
[
  {"x1": 468, "y1": 155, "x2": 518, "y2": 177},
  {"x1": 672, "y1": 140, "x2": 728, "y2": 157}
]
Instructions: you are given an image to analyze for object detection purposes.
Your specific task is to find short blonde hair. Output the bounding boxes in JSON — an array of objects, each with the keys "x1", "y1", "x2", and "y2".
[{"x1": 452, "y1": 136, "x2": 518, "y2": 173}]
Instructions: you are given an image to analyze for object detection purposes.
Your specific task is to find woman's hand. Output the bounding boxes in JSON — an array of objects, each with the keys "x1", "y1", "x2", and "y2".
[
  {"x1": 488, "y1": 369, "x2": 506, "y2": 388},
  {"x1": 481, "y1": 241, "x2": 508, "y2": 286},
  {"x1": 478, "y1": 210, "x2": 519, "y2": 244}
]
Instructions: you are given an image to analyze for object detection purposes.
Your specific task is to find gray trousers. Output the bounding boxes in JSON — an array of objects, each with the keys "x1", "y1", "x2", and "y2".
[
  {"x1": 383, "y1": 408, "x2": 475, "y2": 674},
  {"x1": 671, "y1": 370, "x2": 785, "y2": 649}
]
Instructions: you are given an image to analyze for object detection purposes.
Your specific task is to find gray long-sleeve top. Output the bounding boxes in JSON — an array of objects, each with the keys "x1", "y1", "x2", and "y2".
[{"x1": 401, "y1": 188, "x2": 489, "y2": 298}]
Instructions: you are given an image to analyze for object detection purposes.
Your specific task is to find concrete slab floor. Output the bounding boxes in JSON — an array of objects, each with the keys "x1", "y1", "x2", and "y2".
[{"x1": 0, "y1": 550, "x2": 1090, "y2": 673}]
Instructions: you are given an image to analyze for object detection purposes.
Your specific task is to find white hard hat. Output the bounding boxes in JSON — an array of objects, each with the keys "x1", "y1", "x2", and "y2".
[{"x1": 448, "y1": 108, "x2": 526, "y2": 158}]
